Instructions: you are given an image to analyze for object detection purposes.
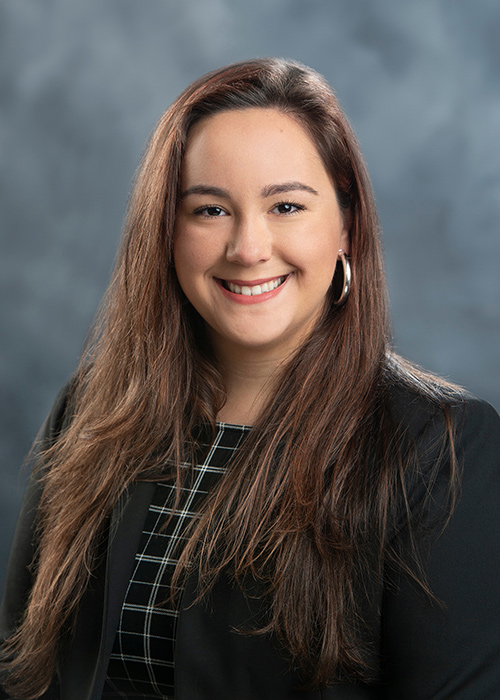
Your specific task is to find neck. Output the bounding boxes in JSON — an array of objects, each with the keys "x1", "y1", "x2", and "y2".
[{"x1": 214, "y1": 343, "x2": 288, "y2": 426}]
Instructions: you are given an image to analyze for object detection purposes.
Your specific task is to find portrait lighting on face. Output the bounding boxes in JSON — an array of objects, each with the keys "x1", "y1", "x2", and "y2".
[{"x1": 174, "y1": 107, "x2": 349, "y2": 366}]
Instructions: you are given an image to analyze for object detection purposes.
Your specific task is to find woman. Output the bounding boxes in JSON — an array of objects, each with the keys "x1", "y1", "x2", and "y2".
[{"x1": 1, "y1": 58, "x2": 500, "y2": 700}]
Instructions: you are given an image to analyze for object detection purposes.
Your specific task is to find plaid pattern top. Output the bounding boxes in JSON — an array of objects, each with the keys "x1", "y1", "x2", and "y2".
[{"x1": 103, "y1": 422, "x2": 250, "y2": 700}]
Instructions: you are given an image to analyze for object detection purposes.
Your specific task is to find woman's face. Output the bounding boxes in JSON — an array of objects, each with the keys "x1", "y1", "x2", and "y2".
[{"x1": 174, "y1": 107, "x2": 349, "y2": 363}]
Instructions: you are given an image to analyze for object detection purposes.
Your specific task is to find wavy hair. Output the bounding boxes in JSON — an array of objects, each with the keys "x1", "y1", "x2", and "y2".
[{"x1": 2, "y1": 58, "x2": 460, "y2": 697}]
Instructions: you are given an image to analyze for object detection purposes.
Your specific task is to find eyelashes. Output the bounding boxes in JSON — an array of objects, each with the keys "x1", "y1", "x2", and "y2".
[
  {"x1": 193, "y1": 200, "x2": 306, "y2": 218},
  {"x1": 193, "y1": 204, "x2": 228, "y2": 218},
  {"x1": 271, "y1": 200, "x2": 305, "y2": 215}
]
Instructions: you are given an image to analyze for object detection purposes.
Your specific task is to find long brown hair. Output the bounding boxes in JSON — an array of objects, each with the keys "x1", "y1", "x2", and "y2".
[{"x1": 3, "y1": 58, "x2": 461, "y2": 697}]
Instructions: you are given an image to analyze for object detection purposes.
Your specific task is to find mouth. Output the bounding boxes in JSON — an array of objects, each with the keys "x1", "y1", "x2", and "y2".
[{"x1": 219, "y1": 275, "x2": 288, "y2": 297}]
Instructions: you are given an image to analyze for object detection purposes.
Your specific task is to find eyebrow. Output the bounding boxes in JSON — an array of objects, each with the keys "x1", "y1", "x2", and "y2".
[
  {"x1": 180, "y1": 181, "x2": 319, "y2": 200},
  {"x1": 260, "y1": 181, "x2": 319, "y2": 198},
  {"x1": 180, "y1": 185, "x2": 231, "y2": 200}
]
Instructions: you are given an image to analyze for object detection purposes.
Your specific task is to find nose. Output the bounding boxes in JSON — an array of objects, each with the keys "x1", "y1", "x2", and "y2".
[{"x1": 225, "y1": 215, "x2": 272, "y2": 266}]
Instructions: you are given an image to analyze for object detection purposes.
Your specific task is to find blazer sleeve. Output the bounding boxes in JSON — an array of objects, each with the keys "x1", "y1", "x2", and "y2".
[
  {"x1": 380, "y1": 397, "x2": 500, "y2": 699},
  {"x1": 0, "y1": 383, "x2": 73, "y2": 699}
]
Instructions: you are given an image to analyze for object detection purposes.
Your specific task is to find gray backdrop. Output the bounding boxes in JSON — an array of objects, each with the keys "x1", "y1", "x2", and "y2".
[{"x1": 1, "y1": 0, "x2": 499, "y2": 591}]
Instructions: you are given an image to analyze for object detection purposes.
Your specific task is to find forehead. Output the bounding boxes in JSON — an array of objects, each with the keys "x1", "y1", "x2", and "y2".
[{"x1": 181, "y1": 107, "x2": 330, "y2": 187}]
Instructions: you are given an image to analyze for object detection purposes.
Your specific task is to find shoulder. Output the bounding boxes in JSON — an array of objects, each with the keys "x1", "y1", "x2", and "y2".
[
  {"x1": 38, "y1": 377, "x2": 80, "y2": 450},
  {"x1": 384, "y1": 366, "x2": 500, "y2": 451},
  {"x1": 383, "y1": 369, "x2": 500, "y2": 527}
]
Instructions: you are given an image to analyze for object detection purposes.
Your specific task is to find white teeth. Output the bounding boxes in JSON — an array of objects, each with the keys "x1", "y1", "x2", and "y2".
[{"x1": 227, "y1": 276, "x2": 285, "y2": 296}]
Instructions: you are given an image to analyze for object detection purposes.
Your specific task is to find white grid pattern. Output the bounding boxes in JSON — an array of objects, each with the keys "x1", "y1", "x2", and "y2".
[{"x1": 103, "y1": 422, "x2": 250, "y2": 699}]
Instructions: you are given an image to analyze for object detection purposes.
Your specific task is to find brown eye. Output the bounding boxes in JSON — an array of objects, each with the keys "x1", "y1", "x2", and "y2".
[
  {"x1": 194, "y1": 205, "x2": 228, "y2": 217},
  {"x1": 271, "y1": 201, "x2": 305, "y2": 215}
]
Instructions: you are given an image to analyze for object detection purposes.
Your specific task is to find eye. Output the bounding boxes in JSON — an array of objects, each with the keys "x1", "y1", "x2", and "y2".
[
  {"x1": 271, "y1": 201, "x2": 305, "y2": 215},
  {"x1": 193, "y1": 205, "x2": 228, "y2": 218}
]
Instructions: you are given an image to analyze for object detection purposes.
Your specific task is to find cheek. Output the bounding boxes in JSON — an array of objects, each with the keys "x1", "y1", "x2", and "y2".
[
  {"x1": 299, "y1": 232, "x2": 339, "y2": 273},
  {"x1": 173, "y1": 230, "x2": 209, "y2": 280},
  {"x1": 308, "y1": 235, "x2": 342, "y2": 292},
  {"x1": 173, "y1": 235, "x2": 196, "y2": 295}
]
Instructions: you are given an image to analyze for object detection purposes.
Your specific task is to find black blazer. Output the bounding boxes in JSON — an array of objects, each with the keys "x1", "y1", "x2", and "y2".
[{"x1": 2, "y1": 383, "x2": 500, "y2": 700}]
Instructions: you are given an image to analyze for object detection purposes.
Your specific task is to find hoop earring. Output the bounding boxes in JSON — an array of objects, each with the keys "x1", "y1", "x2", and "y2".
[{"x1": 332, "y1": 250, "x2": 351, "y2": 306}]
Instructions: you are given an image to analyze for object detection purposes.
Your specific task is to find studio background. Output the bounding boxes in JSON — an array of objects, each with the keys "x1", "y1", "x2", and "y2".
[{"x1": 1, "y1": 0, "x2": 499, "y2": 593}]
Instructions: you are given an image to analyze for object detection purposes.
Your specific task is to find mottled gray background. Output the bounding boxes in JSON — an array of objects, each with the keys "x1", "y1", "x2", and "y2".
[{"x1": 1, "y1": 0, "x2": 499, "y2": 591}]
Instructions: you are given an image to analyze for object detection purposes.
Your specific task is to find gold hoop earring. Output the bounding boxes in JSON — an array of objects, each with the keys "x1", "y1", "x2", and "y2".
[{"x1": 332, "y1": 250, "x2": 351, "y2": 306}]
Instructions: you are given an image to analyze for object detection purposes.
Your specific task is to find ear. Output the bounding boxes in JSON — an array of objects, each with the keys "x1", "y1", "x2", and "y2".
[
  {"x1": 339, "y1": 208, "x2": 351, "y2": 256},
  {"x1": 339, "y1": 229, "x2": 350, "y2": 256}
]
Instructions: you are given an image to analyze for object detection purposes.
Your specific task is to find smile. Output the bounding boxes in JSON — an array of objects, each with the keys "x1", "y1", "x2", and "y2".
[{"x1": 222, "y1": 276, "x2": 287, "y2": 297}]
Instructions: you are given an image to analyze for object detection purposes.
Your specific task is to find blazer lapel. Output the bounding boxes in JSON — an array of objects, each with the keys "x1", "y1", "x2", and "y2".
[
  {"x1": 96, "y1": 481, "x2": 156, "y2": 698},
  {"x1": 58, "y1": 481, "x2": 155, "y2": 700}
]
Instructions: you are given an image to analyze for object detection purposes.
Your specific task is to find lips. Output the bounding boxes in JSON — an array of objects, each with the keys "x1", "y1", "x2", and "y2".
[
  {"x1": 221, "y1": 276, "x2": 287, "y2": 297},
  {"x1": 215, "y1": 274, "x2": 291, "y2": 305}
]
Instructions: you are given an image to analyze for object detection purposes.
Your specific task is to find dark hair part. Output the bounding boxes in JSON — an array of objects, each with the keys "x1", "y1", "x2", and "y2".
[{"x1": 2, "y1": 58, "x2": 461, "y2": 697}]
